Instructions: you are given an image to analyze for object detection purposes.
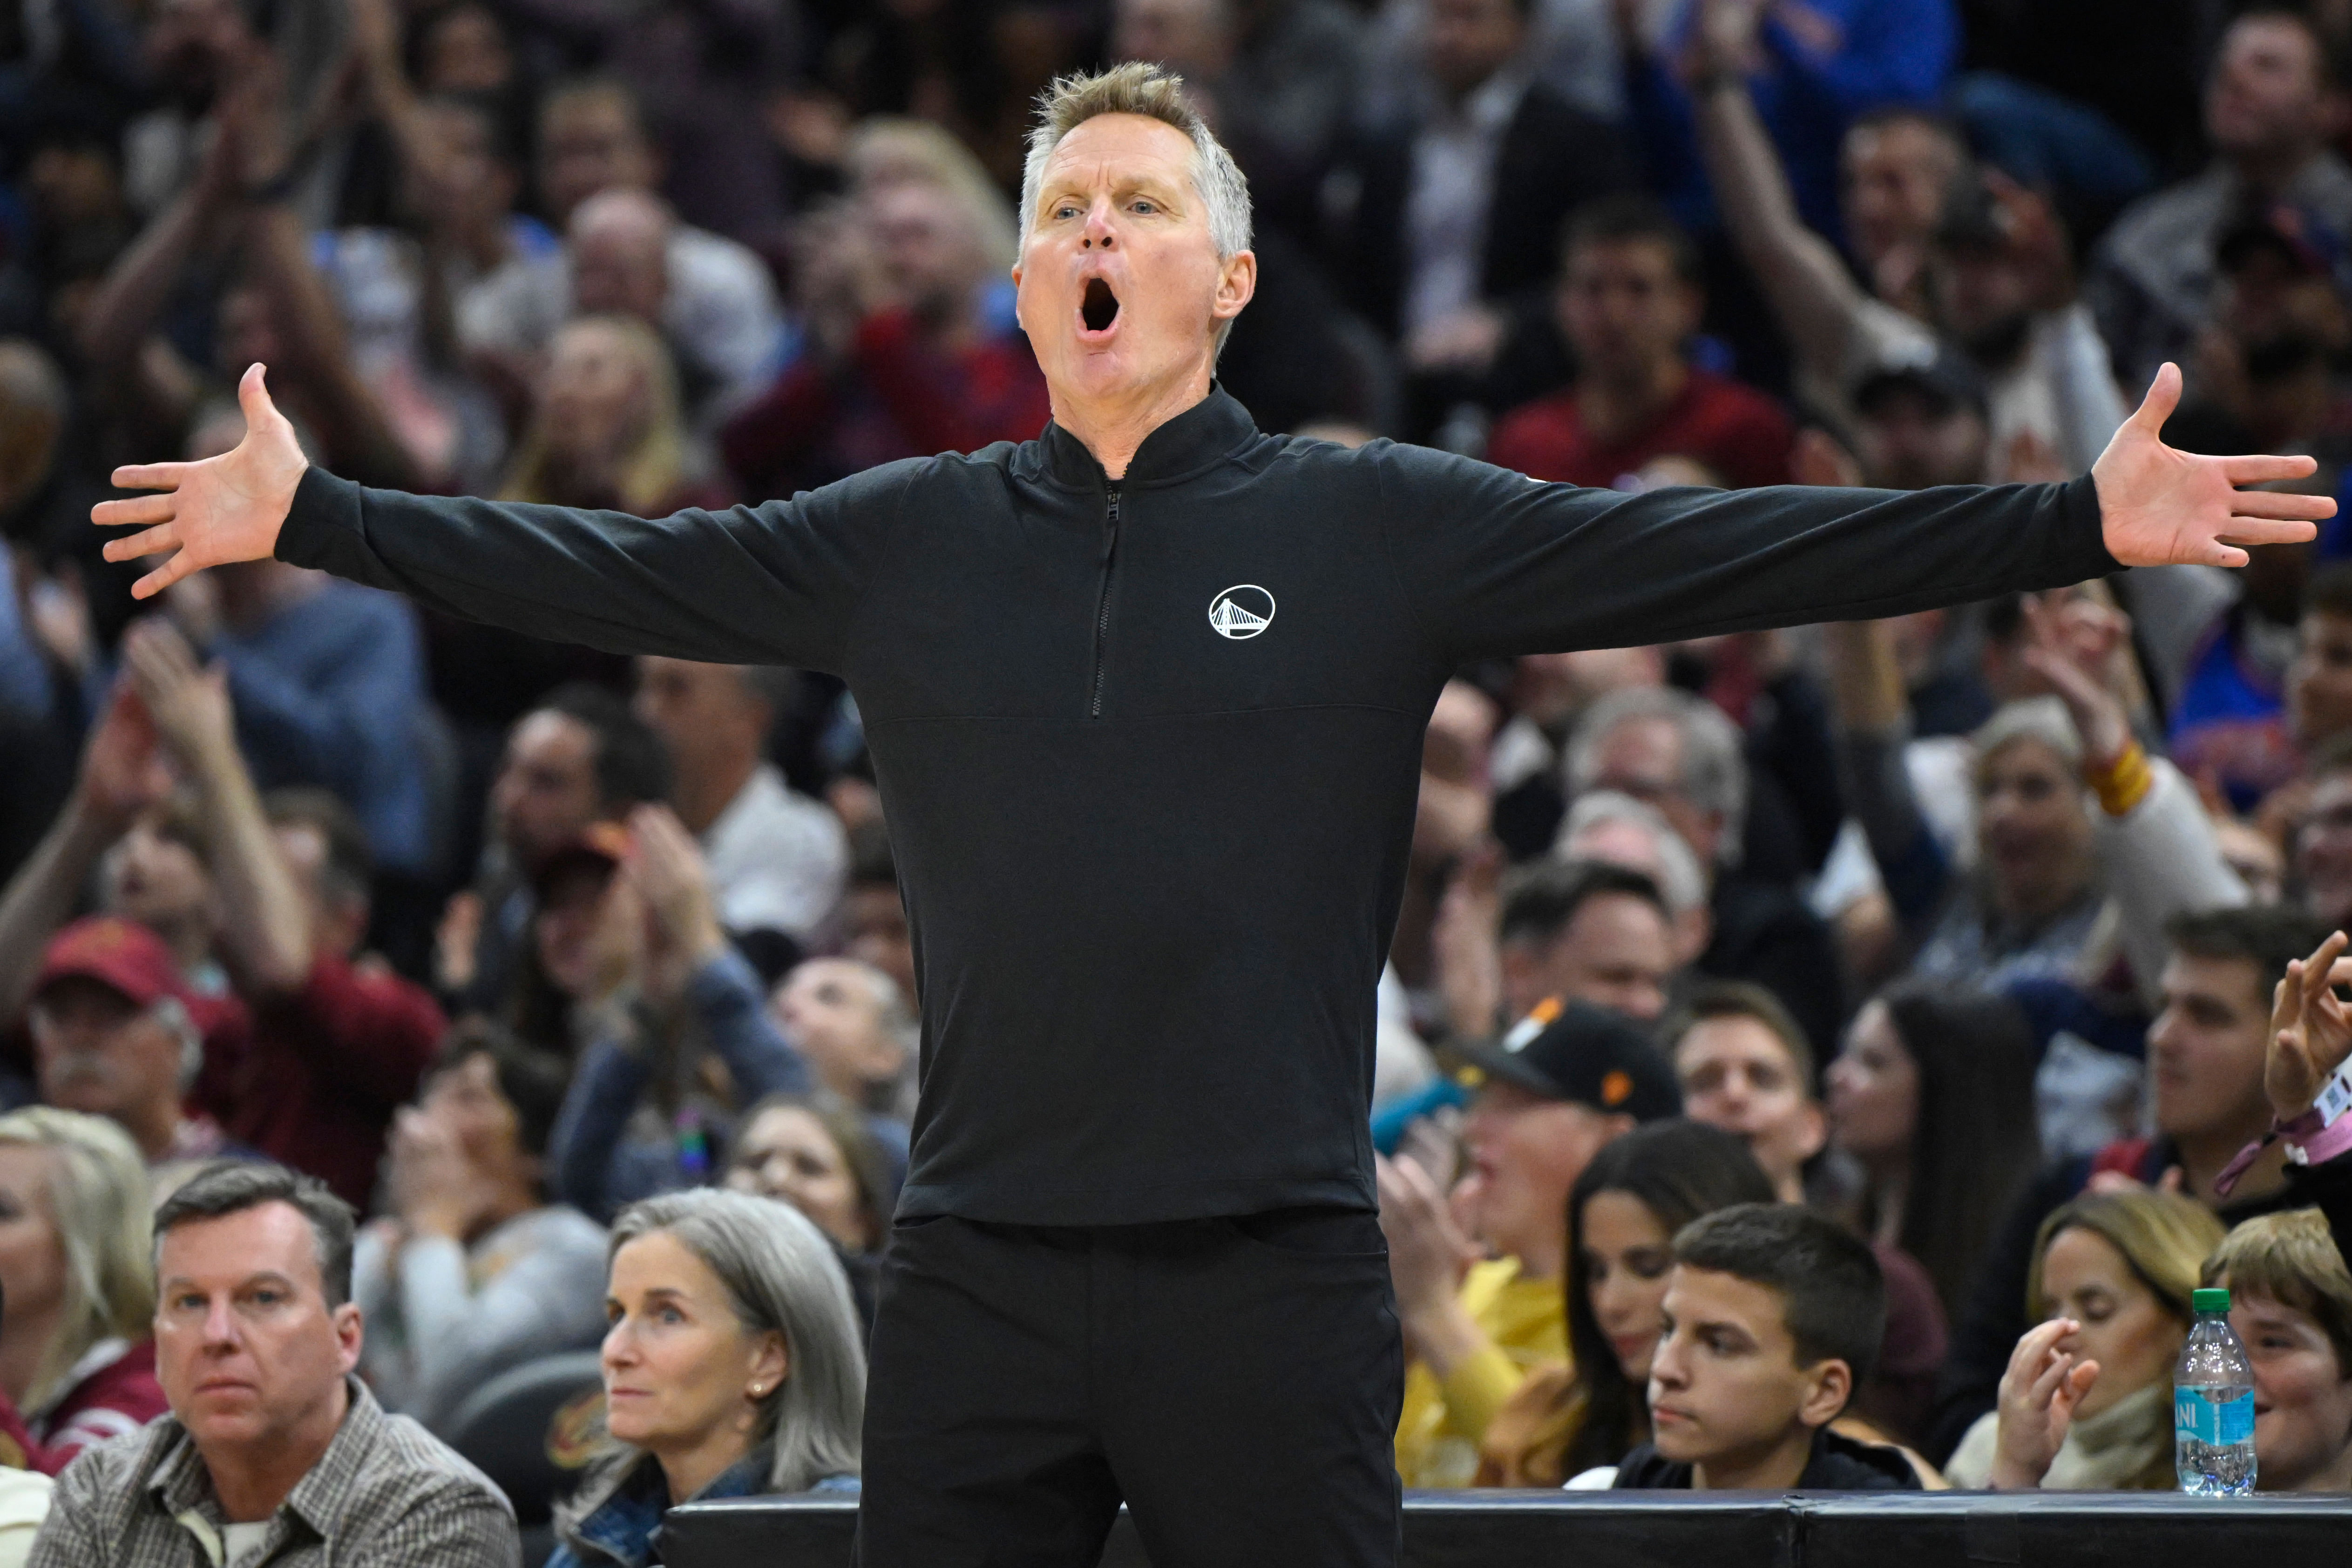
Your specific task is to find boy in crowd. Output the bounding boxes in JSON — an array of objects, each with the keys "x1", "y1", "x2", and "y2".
[{"x1": 1607, "y1": 1204, "x2": 1918, "y2": 1491}]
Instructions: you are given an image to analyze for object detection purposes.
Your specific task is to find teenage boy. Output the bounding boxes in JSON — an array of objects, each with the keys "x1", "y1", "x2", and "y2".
[{"x1": 1610, "y1": 1203, "x2": 1918, "y2": 1490}]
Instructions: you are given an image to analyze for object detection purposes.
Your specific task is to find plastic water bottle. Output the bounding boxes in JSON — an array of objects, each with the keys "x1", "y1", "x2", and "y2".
[{"x1": 2176, "y1": 1287, "x2": 2258, "y2": 1494}]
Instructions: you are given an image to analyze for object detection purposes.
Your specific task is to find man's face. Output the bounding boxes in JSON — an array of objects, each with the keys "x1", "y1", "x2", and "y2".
[
  {"x1": 771, "y1": 958, "x2": 904, "y2": 1100},
  {"x1": 1853, "y1": 387, "x2": 1990, "y2": 490},
  {"x1": 1462, "y1": 1081, "x2": 1627, "y2": 1266},
  {"x1": 1589, "y1": 716, "x2": 1718, "y2": 870},
  {"x1": 493, "y1": 711, "x2": 603, "y2": 870},
  {"x1": 2208, "y1": 17, "x2": 2337, "y2": 159},
  {"x1": 1502, "y1": 891, "x2": 1674, "y2": 1024},
  {"x1": 2291, "y1": 610, "x2": 2352, "y2": 748},
  {"x1": 538, "y1": 95, "x2": 658, "y2": 227},
  {"x1": 846, "y1": 884, "x2": 917, "y2": 1004},
  {"x1": 409, "y1": 101, "x2": 515, "y2": 235},
  {"x1": 1841, "y1": 116, "x2": 1960, "y2": 269},
  {"x1": 2298, "y1": 768, "x2": 2352, "y2": 926},
  {"x1": 419, "y1": 2, "x2": 512, "y2": 94},
  {"x1": 634, "y1": 658, "x2": 762, "y2": 787},
  {"x1": 1424, "y1": 0, "x2": 1525, "y2": 98},
  {"x1": 2147, "y1": 953, "x2": 2272, "y2": 1144},
  {"x1": 1674, "y1": 1016, "x2": 1824, "y2": 1199},
  {"x1": 1557, "y1": 239, "x2": 1700, "y2": 387},
  {"x1": 1649, "y1": 1265, "x2": 1837, "y2": 1470},
  {"x1": 870, "y1": 183, "x2": 985, "y2": 327},
  {"x1": 569, "y1": 201, "x2": 669, "y2": 323},
  {"x1": 270, "y1": 823, "x2": 367, "y2": 962},
  {"x1": 29, "y1": 977, "x2": 181, "y2": 1131},
  {"x1": 1930, "y1": 244, "x2": 2034, "y2": 357},
  {"x1": 1014, "y1": 114, "x2": 1254, "y2": 422},
  {"x1": 100, "y1": 818, "x2": 213, "y2": 934},
  {"x1": 155, "y1": 1202, "x2": 360, "y2": 1451},
  {"x1": 2232, "y1": 1289, "x2": 2352, "y2": 1490}
]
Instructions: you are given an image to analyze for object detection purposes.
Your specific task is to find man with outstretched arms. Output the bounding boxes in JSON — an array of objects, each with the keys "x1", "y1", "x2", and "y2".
[{"x1": 93, "y1": 62, "x2": 2330, "y2": 1568}]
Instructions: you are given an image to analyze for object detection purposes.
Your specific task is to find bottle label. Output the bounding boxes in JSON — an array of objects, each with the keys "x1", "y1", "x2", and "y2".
[{"x1": 2175, "y1": 1387, "x2": 2256, "y2": 1446}]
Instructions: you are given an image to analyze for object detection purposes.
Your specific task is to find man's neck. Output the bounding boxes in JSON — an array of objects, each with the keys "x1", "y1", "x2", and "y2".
[
  {"x1": 1575, "y1": 358, "x2": 1689, "y2": 447},
  {"x1": 1693, "y1": 1424, "x2": 1817, "y2": 1491},
  {"x1": 203, "y1": 1377, "x2": 350, "y2": 1523},
  {"x1": 2234, "y1": 143, "x2": 2325, "y2": 200},
  {"x1": 2176, "y1": 1119, "x2": 2287, "y2": 1207},
  {"x1": 1503, "y1": 1230, "x2": 1563, "y2": 1283},
  {"x1": 676, "y1": 752, "x2": 760, "y2": 838},
  {"x1": 1050, "y1": 367, "x2": 1214, "y2": 480}
]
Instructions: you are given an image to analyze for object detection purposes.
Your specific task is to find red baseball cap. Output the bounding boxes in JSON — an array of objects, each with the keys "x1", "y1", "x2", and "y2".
[{"x1": 33, "y1": 917, "x2": 186, "y2": 1010}]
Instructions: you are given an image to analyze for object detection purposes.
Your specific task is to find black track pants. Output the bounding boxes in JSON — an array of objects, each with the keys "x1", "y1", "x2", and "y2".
[{"x1": 854, "y1": 1208, "x2": 1405, "y2": 1568}]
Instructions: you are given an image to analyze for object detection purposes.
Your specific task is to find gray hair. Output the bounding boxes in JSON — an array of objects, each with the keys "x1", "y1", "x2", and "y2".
[
  {"x1": 1566, "y1": 687, "x2": 1750, "y2": 869},
  {"x1": 0, "y1": 1108, "x2": 154, "y2": 1411},
  {"x1": 605, "y1": 1189, "x2": 865, "y2": 1493},
  {"x1": 153, "y1": 1161, "x2": 357, "y2": 1308},
  {"x1": 1017, "y1": 63, "x2": 1253, "y2": 352},
  {"x1": 1554, "y1": 790, "x2": 1709, "y2": 915}
]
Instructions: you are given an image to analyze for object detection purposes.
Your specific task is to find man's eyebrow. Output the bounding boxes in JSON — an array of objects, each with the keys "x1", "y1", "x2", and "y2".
[{"x1": 159, "y1": 1270, "x2": 301, "y2": 1294}]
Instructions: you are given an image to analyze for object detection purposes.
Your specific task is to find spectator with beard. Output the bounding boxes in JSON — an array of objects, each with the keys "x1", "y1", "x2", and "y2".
[
  {"x1": 1381, "y1": 999, "x2": 1679, "y2": 1487},
  {"x1": 1926, "y1": 906, "x2": 2329, "y2": 1464},
  {"x1": 1946, "y1": 1189, "x2": 2224, "y2": 1490},
  {"x1": 442, "y1": 684, "x2": 670, "y2": 1022},
  {"x1": 1567, "y1": 686, "x2": 1844, "y2": 1057},
  {"x1": 1488, "y1": 197, "x2": 1794, "y2": 491},
  {"x1": 353, "y1": 1025, "x2": 609, "y2": 1430},
  {"x1": 2090, "y1": 8, "x2": 2352, "y2": 395},
  {"x1": 721, "y1": 132, "x2": 1049, "y2": 499},
  {"x1": 634, "y1": 659, "x2": 846, "y2": 983},
  {"x1": 1688, "y1": 19, "x2": 2124, "y2": 482},
  {"x1": 1477, "y1": 1118, "x2": 1775, "y2": 1486}
]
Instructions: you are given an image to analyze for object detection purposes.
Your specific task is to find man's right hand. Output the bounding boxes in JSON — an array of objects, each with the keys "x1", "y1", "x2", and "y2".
[
  {"x1": 2271, "y1": 930, "x2": 2352, "y2": 1123},
  {"x1": 93, "y1": 362, "x2": 308, "y2": 600}
]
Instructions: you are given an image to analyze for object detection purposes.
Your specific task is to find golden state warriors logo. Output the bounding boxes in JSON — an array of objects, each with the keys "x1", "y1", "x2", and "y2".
[{"x1": 1208, "y1": 584, "x2": 1275, "y2": 639}]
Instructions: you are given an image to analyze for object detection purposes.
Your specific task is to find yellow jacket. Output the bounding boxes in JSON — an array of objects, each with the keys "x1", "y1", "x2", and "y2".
[{"x1": 1394, "y1": 1256, "x2": 1569, "y2": 1488}]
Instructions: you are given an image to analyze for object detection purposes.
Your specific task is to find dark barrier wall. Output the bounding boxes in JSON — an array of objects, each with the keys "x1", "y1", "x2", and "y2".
[{"x1": 664, "y1": 1489, "x2": 2352, "y2": 1568}]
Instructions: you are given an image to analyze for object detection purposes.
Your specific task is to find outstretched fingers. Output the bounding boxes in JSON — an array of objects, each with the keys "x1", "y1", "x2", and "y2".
[
  {"x1": 2225, "y1": 491, "x2": 2336, "y2": 523},
  {"x1": 107, "y1": 461, "x2": 190, "y2": 493},
  {"x1": 90, "y1": 493, "x2": 175, "y2": 530},
  {"x1": 2221, "y1": 453, "x2": 2322, "y2": 485},
  {"x1": 129, "y1": 550, "x2": 200, "y2": 602},
  {"x1": 101, "y1": 523, "x2": 179, "y2": 563}
]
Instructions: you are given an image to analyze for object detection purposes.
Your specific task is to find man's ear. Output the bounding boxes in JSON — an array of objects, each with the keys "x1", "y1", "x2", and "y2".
[
  {"x1": 1795, "y1": 1100, "x2": 1829, "y2": 1165},
  {"x1": 1213, "y1": 249, "x2": 1257, "y2": 320},
  {"x1": 332, "y1": 1300, "x2": 364, "y2": 1374},
  {"x1": 1795, "y1": 1356, "x2": 1852, "y2": 1431}
]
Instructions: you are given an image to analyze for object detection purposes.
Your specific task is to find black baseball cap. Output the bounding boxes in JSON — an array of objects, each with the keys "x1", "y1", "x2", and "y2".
[
  {"x1": 1851, "y1": 343, "x2": 1990, "y2": 422},
  {"x1": 1455, "y1": 998, "x2": 1681, "y2": 1121}
]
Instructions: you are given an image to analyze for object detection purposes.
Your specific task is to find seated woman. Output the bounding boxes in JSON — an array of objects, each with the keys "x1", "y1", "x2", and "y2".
[
  {"x1": 1826, "y1": 984, "x2": 2041, "y2": 1322},
  {"x1": 1947, "y1": 1188, "x2": 2223, "y2": 1489},
  {"x1": 1477, "y1": 1120, "x2": 1775, "y2": 1486},
  {"x1": 545, "y1": 806, "x2": 813, "y2": 1221},
  {"x1": 723, "y1": 1094, "x2": 896, "y2": 1326},
  {"x1": 0, "y1": 1108, "x2": 167, "y2": 1471},
  {"x1": 2203, "y1": 1209, "x2": 2352, "y2": 1492},
  {"x1": 548, "y1": 1189, "x2": 866, "y2": 1567},
  {"x1": 352, "y1": 1022, "x2": 611, "y2": 1430}
]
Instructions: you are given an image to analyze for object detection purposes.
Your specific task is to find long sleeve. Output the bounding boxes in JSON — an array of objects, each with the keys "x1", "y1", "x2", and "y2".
[
  {"x1": 273, "y1": 457, "x2": 918, "y2": 674},
  {"x1": 687, "y1": 947, "x2": 813, "y2": 1106},
  {"x1": 2036, "y1": 303, "x2": 2131, "y2": 476},
  {"x1": 216, "y1": 591, "x2": 423, "y2": 814},
  {"x1": 1758, "y1": 0, "x2": 1956, "y2": 122},
  {"x1": 2097, "y1": 758, "x2": 2247, "y2": 1011},
  {"x1": 400, "y1": 1214, "x2": 613, "y2": 1431},
  {"x1": 548, "y1": 1031, "x2": 653, "y2": 1223},
  {"x1": 1371, "y1": 447, "x2": 2121, "y2": 664}
]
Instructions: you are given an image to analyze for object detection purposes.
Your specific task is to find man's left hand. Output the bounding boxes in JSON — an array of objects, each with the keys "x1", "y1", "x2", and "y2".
[{"x1": 2093, "y1": 362, "x2": 2334, "y2": 566}]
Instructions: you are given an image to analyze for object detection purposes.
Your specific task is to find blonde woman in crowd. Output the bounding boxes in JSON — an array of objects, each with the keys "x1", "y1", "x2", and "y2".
[
  {"x1": 547, "y1": 1189, "x2": 865, "y2": 1568},
  {"x1": 498, "y1": 315, "x2": 727, "y2": 518},
  {"x1": 1950, "y1": 1189, "x2": 2225, "y2": 1489},
  {"x1": 0, "y1": 1109, "x2": 168, "y2": 1473}
]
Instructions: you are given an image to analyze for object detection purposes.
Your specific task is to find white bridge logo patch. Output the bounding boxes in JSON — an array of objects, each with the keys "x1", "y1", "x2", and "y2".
[{"x1": 1208, "y1": 584, "x2": 1276, "y2": 639}]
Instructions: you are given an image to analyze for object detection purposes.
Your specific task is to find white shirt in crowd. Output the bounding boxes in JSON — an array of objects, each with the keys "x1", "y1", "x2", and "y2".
[{"x1": 703, "y1": 764, "x2": 850, "y2": 945}]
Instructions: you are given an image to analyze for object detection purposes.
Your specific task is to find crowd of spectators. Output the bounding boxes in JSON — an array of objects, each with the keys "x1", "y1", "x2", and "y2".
[{"x1": 13, "y1": 0, "x2": 2352, "y2": 1558}]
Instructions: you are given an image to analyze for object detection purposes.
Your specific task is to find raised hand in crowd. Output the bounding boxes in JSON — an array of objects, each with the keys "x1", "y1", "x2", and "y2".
[
  {"x1": 1985, "y1": 1317, "x2": 2101, "y2": 1490},
  {"x1": 76, "y1": 682, "x2": 172, "y2": 835},
  {"x1": 2016, "y1": 592, "x2": 2136, "y2": 771},
  {"x1": 1376, "y1": 1151, "x2": 1486, "y2": 1371},
  {"x1": 624, "y1": 804, "x2": 729, "y2": 1008},
  {"x1": 383, "y1": 1099, "x2": 492, "y2": 1243},
  {"x1": 1430, "y1": 839, "x2": 1505, "y2": 1043},
  {"x1": 2269, "y1": 929, "x2": 2352, "y2": 1124}
]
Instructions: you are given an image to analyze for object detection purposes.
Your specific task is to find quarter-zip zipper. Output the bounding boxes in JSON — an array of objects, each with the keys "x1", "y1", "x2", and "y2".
[{"x1": 1088, "y1": 485, "x2": 1122, "y2": 718}]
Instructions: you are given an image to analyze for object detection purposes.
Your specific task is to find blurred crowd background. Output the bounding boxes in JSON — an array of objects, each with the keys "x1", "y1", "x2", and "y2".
[{"x1": 11, "y1": 0, "x2": 2352, "y2": 1551}]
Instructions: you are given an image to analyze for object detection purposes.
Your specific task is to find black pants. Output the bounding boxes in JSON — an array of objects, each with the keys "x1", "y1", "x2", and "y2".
[{"x1": 854, "y1": 1207, "x2": 1404, "y2": 1568}]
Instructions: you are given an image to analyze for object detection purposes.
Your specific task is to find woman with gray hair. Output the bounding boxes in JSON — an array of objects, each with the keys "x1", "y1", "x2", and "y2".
[
  {"x1": 0, "y1": 1108, "x2": 167, "y2": 1472},
  {"x1": 546, "y1": 1189, "x2": 864, "y2": 1568}
]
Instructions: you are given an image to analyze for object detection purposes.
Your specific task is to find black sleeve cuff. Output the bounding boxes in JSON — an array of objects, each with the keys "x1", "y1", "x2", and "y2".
[
  {"x1": 274, "y1": 465, "x2": 361, "y2": 570},
  {"x1": 2061, "y1": 471, "x2": 2124, "y2": 579}
]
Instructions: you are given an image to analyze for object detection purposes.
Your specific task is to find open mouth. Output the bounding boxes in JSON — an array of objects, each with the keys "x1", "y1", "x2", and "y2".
[{"x1": 1081, "y1": 277, "x2": 1120, "y2": 334}]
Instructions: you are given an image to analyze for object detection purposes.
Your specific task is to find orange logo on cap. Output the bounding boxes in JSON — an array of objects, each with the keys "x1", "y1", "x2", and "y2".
[{"x1": 1600, "y1": 1069, "x2": 1634, "y2": 1108}]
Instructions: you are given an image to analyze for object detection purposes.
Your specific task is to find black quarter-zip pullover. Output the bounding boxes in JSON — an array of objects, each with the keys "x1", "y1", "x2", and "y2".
[{"x1": 275, "y1": 388, "x2": 2120, "y2": 1225}]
